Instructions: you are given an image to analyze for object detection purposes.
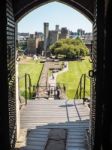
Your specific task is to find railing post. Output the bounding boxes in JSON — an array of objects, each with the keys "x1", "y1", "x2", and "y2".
[
  {"x1": 28, "y1": 75, "x2": 32, "y2": 99},
  {"x1": 77, "y1": 90, "x2": 78, "y2": 99},
  {"x1": 74, "y1": 74, "x2": 88, "y2": 101},
  {"x1": 18, "y1": 77, "x2": 21, "y2": 103},
  {"x1": 25, "y1": 73, "x2": 27, "y2": 105},
  {"x1": 46, "y1": 72, "x2": 48, "y2": 88},
  {"x1": 83, "y1": 74, "x2": 86, "y2": 99},
  {"x1": 80, "y1": 76, "x2": 82, "y2": 99}
]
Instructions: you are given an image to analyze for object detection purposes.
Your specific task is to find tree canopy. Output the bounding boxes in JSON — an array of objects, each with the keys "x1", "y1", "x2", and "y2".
[{"x1": 49, "y1": 37, "x2": 89, "y2": 59}]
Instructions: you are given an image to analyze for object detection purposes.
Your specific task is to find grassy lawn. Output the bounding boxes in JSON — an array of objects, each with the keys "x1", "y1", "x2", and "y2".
[
  {"x1": 18, "y1": 58, "x2": 43, "y2": 97},
  {"x1": 57, "y1": 57, "x2": 92, "y2": 99}
]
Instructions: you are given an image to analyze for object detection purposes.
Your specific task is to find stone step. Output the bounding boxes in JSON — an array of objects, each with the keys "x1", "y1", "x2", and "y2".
[
  {"x1": 21, "y1": 125, "x2": 89, "y2": 129},
  {"x1": 27, "y1": 140, "x2": 47, "y2": 146},
  {"x1": 21, "y1": 145, "x2": 45, "y2": 150},
  {"x1": 66, "y1": 147, "x2": 86, "y2": 150},
  {"x1": 21, "y1": 123, "x2": 89, "y2": 127},
  {"x1": 28, "y1": 130, "x2": 50, "y2": 135},
  {"x1": 67, "y1": 139, "x2": 85, "y2": 143},
  {"x1": 27, "y1": 134, "x2": 48, "y2": 138},
  {"x1": 19, "y1": 99, "x2": 89, "y2": 150},
  {"x1": 27, "y1": 139, "x2": 46, "y2": 144},
  {"x1": 67, "y1": 143, "x2": 85, "y2": 147},
  {"x1": 27, "y1": 137, "x2": 47, "y2": 142}
]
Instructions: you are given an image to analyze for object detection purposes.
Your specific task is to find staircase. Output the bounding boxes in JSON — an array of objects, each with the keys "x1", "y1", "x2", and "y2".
[{"x1": 16, "y1": 99, "x2": 89, "y2": 150}]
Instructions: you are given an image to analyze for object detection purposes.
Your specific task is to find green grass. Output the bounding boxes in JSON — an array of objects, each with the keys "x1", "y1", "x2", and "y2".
[
  {"x1": 18, "y1": 60, "x2": 43, "y2": 97},
  {"x1": 57, "y1": 57, "x2": 92, "y2": 99},
  {"x1": 48, "y1": 70, "x2": 52, "y2": 77}
]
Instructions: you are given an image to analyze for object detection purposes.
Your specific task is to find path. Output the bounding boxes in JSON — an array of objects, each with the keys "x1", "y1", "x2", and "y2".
[
  {"x1": 36, "y1": 62, "x2": 50, "y2": 98},
  {"x1": 48, "y1": 62, "x2": 68, "y2": 99},
  {"x1": 48, "y1": 61, "x2": 68, "y2": 87},
  {"x1": 37, "y1": 61, "x2": 68, "y2": 98}
]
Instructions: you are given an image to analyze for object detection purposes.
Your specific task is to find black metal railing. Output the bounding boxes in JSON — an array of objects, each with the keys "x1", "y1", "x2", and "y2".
[
  {"x1": 74, "y1": 74, "x2": 90, "y2": 102},
  {"x1": 24, "y1": 73, "x2": 32, "y2": 105},
  {"x1": 19, "y1": 73, "x2": 37, "y2": 106},
  {"x1": 36, "y1": 63, "x2": 44, "y2": 87}
]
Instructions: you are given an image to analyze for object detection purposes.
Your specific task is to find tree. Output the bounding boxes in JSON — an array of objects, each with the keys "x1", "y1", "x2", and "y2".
[
  {"x1": 49, "y1": 38, "x2": 89, "y2": 59},
  {"x1": 49, "y1": 41, "x2": 63, "y2": 54}
]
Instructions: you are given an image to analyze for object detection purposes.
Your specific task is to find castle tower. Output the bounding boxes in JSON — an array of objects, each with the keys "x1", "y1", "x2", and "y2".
[
  {"x1": 55, "y1": 25, "x2": 59, "y2": 32},
  {"x1": 44, "y1": 22, "x2": 49, "y2": 56}
]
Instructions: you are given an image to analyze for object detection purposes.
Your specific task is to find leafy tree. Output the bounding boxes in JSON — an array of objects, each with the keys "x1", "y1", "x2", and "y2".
[{"x1": 49, "y1": 38, "x2": 89, "y2": 59}]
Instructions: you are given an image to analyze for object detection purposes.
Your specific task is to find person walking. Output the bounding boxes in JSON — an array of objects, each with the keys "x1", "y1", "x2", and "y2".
[
  {"x1": 52, "y1": 73, "x2": 54, "y2": 79},
  {"x1": 57, "y1": 88, "x2": 60, "y2": 99},
  {"x1": 50, "y1": 88, "x2": 53, "y2": 96},
  {"x1": 51, "y1": 70, "x2": 54, "y2": 79}
]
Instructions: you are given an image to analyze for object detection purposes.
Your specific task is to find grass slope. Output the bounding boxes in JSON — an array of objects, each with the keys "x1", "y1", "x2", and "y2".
[
  {"x1": 57, "y1": 57, "x2": 92, "y2": 99},
  {"x1": 18, "y1": 60, "x2": 43, "y2": 97}
]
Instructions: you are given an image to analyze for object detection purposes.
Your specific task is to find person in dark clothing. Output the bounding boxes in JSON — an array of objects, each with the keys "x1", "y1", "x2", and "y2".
[
  {"x1": 50, "y1": 88, "x2": 53, "y2": 96},
  {"x1": 57, "y1": 89, "x2": 60, "y2": 99},
  {"x1": 52, "y1": 73, "x2": 54, "y2": 79},
  {"x1": 47, "y1": 90, "x2": 50, "y2": 98}
]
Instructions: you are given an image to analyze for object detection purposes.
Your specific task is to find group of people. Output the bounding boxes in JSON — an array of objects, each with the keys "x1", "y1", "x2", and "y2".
[{"x1": 47, "y1": 87, "x2": 60, "y2": 99}]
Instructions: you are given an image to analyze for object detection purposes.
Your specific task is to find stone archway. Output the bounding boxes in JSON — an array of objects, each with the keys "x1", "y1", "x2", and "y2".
[
  {"x1": 12, "y1": 0, "x2": 94, "y2": 22},
  {"x1": 1, "y1": 0, "x2": 112, "y2": 150},
  {"x1": 0, "y1": 1, "x2": 94, "y2": 150}
]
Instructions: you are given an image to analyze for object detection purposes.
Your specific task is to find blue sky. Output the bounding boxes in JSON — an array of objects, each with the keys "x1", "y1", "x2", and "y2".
[{"x1": 18, "y1": 2, "x2": 92, "y2": 34}]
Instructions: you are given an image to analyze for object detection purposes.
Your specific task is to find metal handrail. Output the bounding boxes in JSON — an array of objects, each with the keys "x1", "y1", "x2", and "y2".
[
  {"x1": 74, "y1": 74, "x2": 87, "y2": 101},
  {"x1": 25, "y1": 73, "x2": 32, "y2": 105},
  {"x1": 19, "y1": 73, "x2": 37, "y2": 107},
  {"x1": 36, "y1": 63, "x2": 44, "y2": 87}
]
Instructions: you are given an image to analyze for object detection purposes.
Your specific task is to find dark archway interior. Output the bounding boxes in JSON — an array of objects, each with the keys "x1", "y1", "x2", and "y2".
[
  {"x1": 12, "y1": 0, "x2": 94, "y2": 22},
  {"x1": 0, "y1": 0, "x2": 112, "y2": 150}
]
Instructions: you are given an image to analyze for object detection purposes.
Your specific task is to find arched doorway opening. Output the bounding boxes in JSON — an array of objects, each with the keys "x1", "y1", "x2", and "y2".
[
  {"x1": 1, "y1": 0, "x2": 112, "y2": 150},
  {"x1": 14, "y1": 0, "x2": 94, "y2": 23},
  {"x1": 16, "y1": 2, "x2": 93, "y2": 149}
]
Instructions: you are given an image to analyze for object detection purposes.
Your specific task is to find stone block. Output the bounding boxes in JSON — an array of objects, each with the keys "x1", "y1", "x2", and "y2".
[
  {"x1": 45, "y1": 140, "x2": 65, "y2": 150},
  {"x1": 48, "y1": 129, "x2": 67, "y2": 140}
]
